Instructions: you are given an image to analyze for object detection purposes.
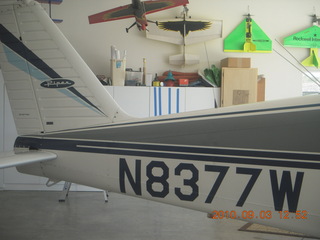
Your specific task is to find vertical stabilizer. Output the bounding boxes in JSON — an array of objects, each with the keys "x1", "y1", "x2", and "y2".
[
  {"x1": 0, "y1": 0, "x2": 132, "y2": 135},
  {"x1": 302, "y1": 48, "x2": 320, "y2": 68}
]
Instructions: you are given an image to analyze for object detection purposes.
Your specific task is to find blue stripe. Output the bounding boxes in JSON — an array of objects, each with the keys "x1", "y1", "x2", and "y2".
[
  {"x1": 154, "y1": 87, "x2": 157, "y2": 116},
  {"x1": 168, "y1": 88, "x2": 172, "y2": 114},
  {"x1": 158, "y1": 87, "x2": 162, "y2": 116},
  {"x1": 176, "y1": 88, "x2": 180, "y2": 113}
]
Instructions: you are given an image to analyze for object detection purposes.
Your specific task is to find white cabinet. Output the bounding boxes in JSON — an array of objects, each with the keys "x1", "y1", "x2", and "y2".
[{"x1": 106, "y1": 86, "x2": 219, "y2": 117}]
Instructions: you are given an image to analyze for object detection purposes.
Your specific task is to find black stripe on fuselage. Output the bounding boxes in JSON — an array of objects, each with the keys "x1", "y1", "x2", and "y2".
[{"x1": 15, "y1": 137, "x2": 320, "y2": 170}]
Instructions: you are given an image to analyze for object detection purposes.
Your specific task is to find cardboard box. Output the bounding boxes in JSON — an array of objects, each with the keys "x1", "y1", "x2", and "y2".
[
  {"x1": 221, "y1": 68, "x2": 258, "y2": 107},
  {"x1": 257, "y1": 76, "x2": 266, "y2": 102},
  {"x1": 221, "y1": 57, "x2": 251, "y2": 68}
]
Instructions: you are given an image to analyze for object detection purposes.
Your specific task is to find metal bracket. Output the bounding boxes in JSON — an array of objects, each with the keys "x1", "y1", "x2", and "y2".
[
  {"x1": 58, "y1": 181, "x2": 109, "y2": 203},
  {"x1": 58, "y1": 181, "x2": 72, "y2": 202}
]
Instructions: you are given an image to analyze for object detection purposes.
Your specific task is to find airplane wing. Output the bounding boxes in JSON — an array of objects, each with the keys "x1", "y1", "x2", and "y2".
[
  {"x1": 158, "y1": 20, "x2": 212, "y2": 36},
  {"x1": 144, "y1": 0, "x2": 189, "y2": 14},
  {"x1": 89, "y1": 4, "x2": 135, "y2": 24},
  {"x1": 0, "y1": 151, "x2": 57, "y2": 169}
]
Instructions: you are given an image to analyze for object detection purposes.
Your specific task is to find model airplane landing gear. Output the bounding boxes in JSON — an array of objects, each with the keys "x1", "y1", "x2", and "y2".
[
  {"x1": 126, "y1": 22, "x2": 137, "y2": 33},
  {"x1": 147, "y1": 19, "x2": 158, "y2": 26}
]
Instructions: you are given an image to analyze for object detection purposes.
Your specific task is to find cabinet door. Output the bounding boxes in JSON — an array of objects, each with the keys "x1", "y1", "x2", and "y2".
[
  {"x1": 186, "y1": 88, "x2": 219, "y2": 111},
  {"x1": 221, "y1": 68, "x2": 258, "y2": 107},
  {"x1": 113, "y1": 86, "x2": 150, "y2": 118}
]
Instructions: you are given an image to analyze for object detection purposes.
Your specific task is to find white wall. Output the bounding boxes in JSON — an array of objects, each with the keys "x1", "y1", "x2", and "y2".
[{"x1": 49, "y1": 0, "x2": 320, "y2": 100}]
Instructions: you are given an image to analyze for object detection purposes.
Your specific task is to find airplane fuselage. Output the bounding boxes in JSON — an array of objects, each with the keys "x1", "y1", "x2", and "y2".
[
  {"x1": 132, "y1": 0, "x2": 148, "y2": 30},
  {"x1": 16, "y1": 97, "x2": 320, "y2": 237}
]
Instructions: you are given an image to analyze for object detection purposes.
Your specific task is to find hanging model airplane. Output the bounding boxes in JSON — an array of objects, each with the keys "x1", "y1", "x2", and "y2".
[
  {"x1": 146, "y1": 6, "x2": 222, "y2": 65},
  {"x1": 0, "y1": 1, "x2": 320, "y2": 238},
  {"x1": 35, "y1": 0, "x2": 63, "y2": 23},
  {"x1": 224, "y1": 14, "x2": 272, "y2": 53},
  {"x1": 284, "y1": 15, "x2": 320, "y2": 68},
  {"x1": 88, "y1": 0, "x2": 189, "y2": 33}
]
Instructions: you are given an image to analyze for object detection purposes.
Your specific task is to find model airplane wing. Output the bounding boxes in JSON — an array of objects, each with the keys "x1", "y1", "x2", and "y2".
[
  {"x1": 89, "y1": 4, "x2": 135, "y2": 24},
  {"x1": 284, "y1": 25, "x2": 320, "y2": 48},
  {"x1": 143, "y1": 0, "x2": 189, "y2": 14},
  {"x1": 89, "y1": 0, "x2": 189, "y2": 24},
  {"x1": 0, "y1": 151, "x2": 57, "y2": 169},
  {"x1": 224, "y1": 17, "x2": 272, "y2": 53},
  {"x1": 147, "y1": 19, "x2": 222, "y2": 45},
  {"x1": 158, "y1": 20, "x2": 212, "y2": 36}
]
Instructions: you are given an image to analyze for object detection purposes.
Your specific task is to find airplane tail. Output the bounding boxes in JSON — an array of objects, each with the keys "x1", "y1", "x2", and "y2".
[
  {"x1": 0, "y1": 0, "x2": 132, "y2": 136},
  {"x1": 169, "y1": 53, "x2": 199, "y2": 66},
  {"x1": 302, "y1": 48, "x2": 320, "y2": 68}
]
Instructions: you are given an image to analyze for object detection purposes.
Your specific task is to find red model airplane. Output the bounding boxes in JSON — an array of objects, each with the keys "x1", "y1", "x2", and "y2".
[{"x1": 88, "y1": 0, "x2": 189, "y2": 32}]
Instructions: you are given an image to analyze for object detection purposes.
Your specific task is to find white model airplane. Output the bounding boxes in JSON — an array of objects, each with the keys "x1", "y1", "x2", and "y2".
[{"x1": 0, "y1": 0, "x2": 319, "y2": 237}]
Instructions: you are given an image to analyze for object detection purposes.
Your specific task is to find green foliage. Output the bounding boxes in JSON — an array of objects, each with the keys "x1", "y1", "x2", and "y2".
[{"x1": 204, "y1": 65, "x2": 221, "y2": 87}]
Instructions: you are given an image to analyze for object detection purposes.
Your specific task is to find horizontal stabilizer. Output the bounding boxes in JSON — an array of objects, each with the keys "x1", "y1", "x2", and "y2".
[
  {"x1": 224, "y1": 18, "x2": 272, "y2": 53},
  {"x1": 0, "y1": 151, "x2": 57, "y2": 169},
  {"x1": 284, "y1": 25, "x2": 320, "y2": 48},
  {"x1": 302, "y1": 48, "x2": 320, "y2": 68},
  {"x1": 169, "y1": 53, "x2": 199, "y2": 65}
]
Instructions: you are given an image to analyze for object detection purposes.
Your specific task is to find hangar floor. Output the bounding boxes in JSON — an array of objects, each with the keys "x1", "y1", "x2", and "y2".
[{"x1": 0, "y1": 191, "x2": 317, "y2": 240}]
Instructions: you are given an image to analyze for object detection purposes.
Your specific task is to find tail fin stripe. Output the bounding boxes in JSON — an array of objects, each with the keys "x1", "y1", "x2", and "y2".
[
  {"x1": 0, "y1": 24, "x2": 105, "y2": 116},
  {"x1": 2, "y1": 45, "x2": 49, "y2": 81},
  {"x1": 67, "y1": 87, "x2": 105, "y2": 115},
  {"x1": 0, "y1": 24, "x2": 60, "y2": 79}
]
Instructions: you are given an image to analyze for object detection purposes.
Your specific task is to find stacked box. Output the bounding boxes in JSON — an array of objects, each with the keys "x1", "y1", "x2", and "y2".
[
  {"x1": 221, "y1": 67, "x2": 258, "y2": 107},
  {"x1": 221, "y1": 57, "x2": 251, "y2": 68}
]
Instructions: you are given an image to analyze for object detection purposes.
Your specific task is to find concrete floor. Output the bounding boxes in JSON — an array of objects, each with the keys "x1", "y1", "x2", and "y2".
[{"x1": 0, "y1": 191, "x2": 317, "y2": 240}]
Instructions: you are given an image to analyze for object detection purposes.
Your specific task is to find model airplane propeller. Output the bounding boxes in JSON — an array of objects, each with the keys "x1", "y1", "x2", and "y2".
[
  {"x1": 88, "y1": 0, "x2": 189, "y2": 33},
  {"x1": 284, "y1": 15, "x2": 320, "y2": 68}
]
